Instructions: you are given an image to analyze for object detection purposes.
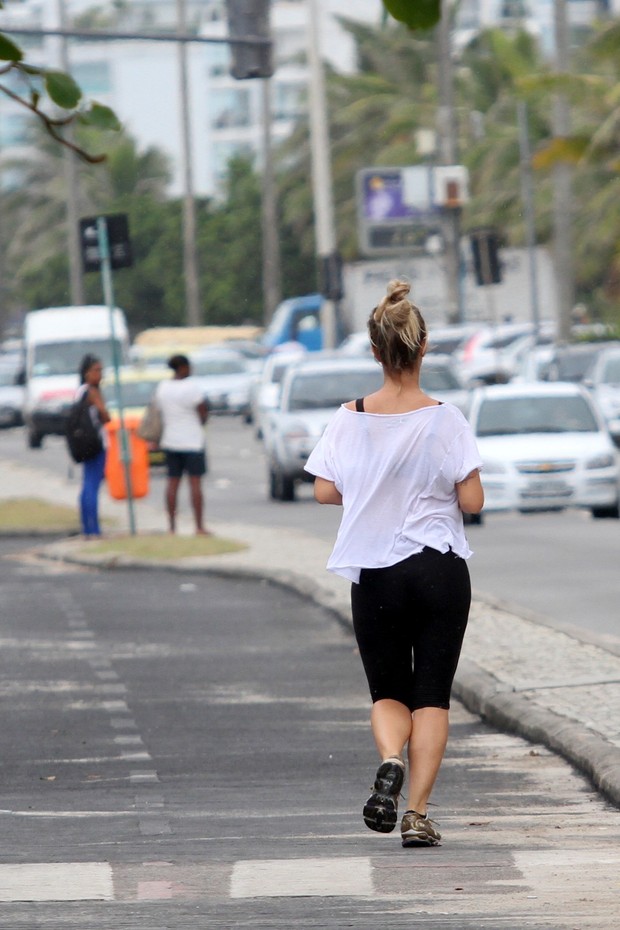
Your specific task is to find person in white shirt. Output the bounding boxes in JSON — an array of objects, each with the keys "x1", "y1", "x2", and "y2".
[
  {"x1": 156, "y1": 355, "x2": 210, "y2": 535},
  {"x1": 305, "y1": 279, "x2": 484, "y2": 848}
]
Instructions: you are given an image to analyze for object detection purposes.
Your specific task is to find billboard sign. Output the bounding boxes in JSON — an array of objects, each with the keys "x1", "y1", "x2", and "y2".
[{"x1": 357, "y1": 167, "x2": 440, "y2": 257}]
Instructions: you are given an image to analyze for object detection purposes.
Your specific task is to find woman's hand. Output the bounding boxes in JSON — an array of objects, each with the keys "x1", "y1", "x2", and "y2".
[
  {"x1": 456, "y1": 469, "x2": 484, "y2": 514},
  {"x1": 314, "y1": 477, "x2": 343, "y2": 506}
]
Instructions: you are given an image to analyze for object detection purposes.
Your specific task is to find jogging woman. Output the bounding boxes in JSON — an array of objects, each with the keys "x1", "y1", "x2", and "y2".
[{"x1": 305, "y1": 280, "x2": 484, "y2": 847}]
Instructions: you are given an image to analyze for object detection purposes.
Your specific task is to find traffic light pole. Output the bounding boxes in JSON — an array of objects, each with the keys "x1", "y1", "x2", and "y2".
[{"x1": 96, "y1": 217, "x2": 136, "y2": 536}]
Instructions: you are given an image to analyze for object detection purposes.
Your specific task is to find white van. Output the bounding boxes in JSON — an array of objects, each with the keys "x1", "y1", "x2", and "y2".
[{"x1": 23, "y1": 305, "x2": 129, "y2": 448}]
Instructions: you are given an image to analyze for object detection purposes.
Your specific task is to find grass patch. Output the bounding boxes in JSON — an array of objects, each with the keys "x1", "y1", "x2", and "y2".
[
  {"x1": 83, "y1": 533, "x2": 247, "y2": 560},
  {"x1": 0, "y1": 498, "x2": 80, "y2": 532}
]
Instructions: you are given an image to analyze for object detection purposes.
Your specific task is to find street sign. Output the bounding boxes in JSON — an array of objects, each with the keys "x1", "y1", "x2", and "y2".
[
  {"x1": 79, "y1": 214, "x2": 132, "y2": 273},
  {"x1": 356, "y1": 167, "x2": 441, "y2": 257},
  {"x1": 356, "y1": 165, "x2": 470, "y2": 257}
]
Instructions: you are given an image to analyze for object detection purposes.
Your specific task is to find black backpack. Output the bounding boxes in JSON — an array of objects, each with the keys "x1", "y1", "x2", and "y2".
[{"x1": 65, "y1": 392, "x2": 104, "y2": 463}]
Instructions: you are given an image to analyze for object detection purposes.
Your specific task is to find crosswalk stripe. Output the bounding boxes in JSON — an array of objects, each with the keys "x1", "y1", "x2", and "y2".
[
  {"x1": 0, "y1": 863, "x2": 113, "y2": 902},
  {"x1": 230, "y1": 856, "x2": 373, "y2": 898}
]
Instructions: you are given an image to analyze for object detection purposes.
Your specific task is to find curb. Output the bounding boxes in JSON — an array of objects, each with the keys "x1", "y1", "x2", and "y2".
[
  {"x1": 454, "y1": 657, "x2": 620, "y2": 810},
  {"x1": 34, "y1": 541, "x2": 620, "y2": 811}
]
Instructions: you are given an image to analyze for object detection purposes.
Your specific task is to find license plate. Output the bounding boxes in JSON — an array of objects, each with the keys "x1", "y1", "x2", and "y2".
[{"x1": 521, "y1": 478, "x2": 572, "y2": 499}]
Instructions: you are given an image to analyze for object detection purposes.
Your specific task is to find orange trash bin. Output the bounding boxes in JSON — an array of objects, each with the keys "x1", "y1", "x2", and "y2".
[{"x1": 104, "y1": 415, "x2": 149, "y2": 500}]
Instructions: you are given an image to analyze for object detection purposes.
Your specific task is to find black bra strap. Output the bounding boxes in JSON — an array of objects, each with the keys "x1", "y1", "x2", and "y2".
[{"x1": 355, "y1": 397, "x2": 365, "y2": 412}]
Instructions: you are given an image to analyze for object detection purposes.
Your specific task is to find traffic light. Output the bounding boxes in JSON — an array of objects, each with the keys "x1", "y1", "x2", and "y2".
[
  {"x1": 470, "y1": 228, "x2": 502, "y2": 286},
  {"x1": 320, "y1": 252, "x2": 344, "y2": 302},
  {"x1": 225, "y1": 0, "x2": 274, "y2": 80}
]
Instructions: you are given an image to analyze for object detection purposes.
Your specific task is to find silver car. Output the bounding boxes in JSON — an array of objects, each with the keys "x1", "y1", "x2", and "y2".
[
  {"x1": 584, "y1": 345, "x2": 620, "y2": 448},
  {"x1": 266, "y1": 356, "x2": 383, "y2": 501}
]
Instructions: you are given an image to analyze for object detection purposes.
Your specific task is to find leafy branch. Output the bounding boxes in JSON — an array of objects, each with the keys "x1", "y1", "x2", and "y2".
[
  {"x1": 0, "y1": 14, "x2": 120, "y2": 163},
  {"x1": 382, "y1": 1, "x2": 441, "y2": 30}
]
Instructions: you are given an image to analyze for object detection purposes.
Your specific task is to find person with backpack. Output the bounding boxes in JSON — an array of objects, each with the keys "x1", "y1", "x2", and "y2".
[{"x1": 75, "y1": 354, "x2": 110, "y2": 537}]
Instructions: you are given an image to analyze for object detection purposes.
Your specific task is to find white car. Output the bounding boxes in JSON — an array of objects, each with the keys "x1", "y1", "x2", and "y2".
[
  {"x1": 584, "y1": 345, "x2": 620, "y2": 447},
  {"x1": 455, "y1": 322, "x2": 555, "y2": 387},
  {"x1": 250, "y1": 347, "x2": 307, "y2": 439},
  {"x1": 469, "y1": 383, "x2": 620, "y2": 518},
  {"x1": 190, "y1": 348, "x2": 254, "y2": 416},
  {"x1": 266, "y1": 356, "x2": 384, "y2": 501},
  {"x1": 0, "y1": 360, "x2": 25, "y2": 428}
]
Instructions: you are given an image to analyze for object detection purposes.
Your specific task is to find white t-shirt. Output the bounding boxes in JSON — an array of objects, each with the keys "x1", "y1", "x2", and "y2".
[
  {"x1": 156, "y1": 378, "x2": 205, "y2": 452},
  {"x1": 304, "y1": 402, "x2": 483, "y2": 583}
]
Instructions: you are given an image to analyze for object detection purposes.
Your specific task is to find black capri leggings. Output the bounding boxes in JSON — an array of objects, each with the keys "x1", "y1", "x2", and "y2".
[{"x1": 351, "y1": 547, "x2": 471, "y2": 712}]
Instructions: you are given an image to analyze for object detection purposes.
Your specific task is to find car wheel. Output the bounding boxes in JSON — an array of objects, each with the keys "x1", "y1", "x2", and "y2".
[
  {"x1": 463, "y1": 512, "x2": 484, "y2": 526},
  {"x1": 591, "y1": 502, "x2": 620, "y2": 519},
  {"x1": 269, "y1": 468, "x2": 295, "y2": 502},
  {"x1": 27, "y1": 428, "x2": 43, "y2": 449}
]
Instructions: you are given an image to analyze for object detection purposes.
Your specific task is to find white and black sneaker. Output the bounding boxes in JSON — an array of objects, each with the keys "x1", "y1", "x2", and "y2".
[{"x1": 363, "y1": 758, "x2": 405, "y2": 834}]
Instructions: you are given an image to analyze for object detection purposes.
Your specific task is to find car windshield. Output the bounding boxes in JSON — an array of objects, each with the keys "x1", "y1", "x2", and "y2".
[
  {"x1": 601, "y1": 356, "x2": 620, "y2": 385},
  {"x1": 420, "y1": 367, "x2": 461, "y2": 392},
  {"x1": 553, "y1": 349, "x2": 599, "y2": 381},
  {"x1": 288, "y1": 369, "x2": 383, "y2": 411},
  {"x1": 476, "y1": 395, "x2": 598, "y2": 437},
  {"x1": 0, "y1": 367, "x2": 18, "y2": 387},
  {"x1": 103, "y1": 380, "x2": 161, "y2": 408},
  {"x1": 192, "y1": 356, "x2": 246, "y2": 376},
  {"x1": 32, "y1": 340, "x2": 125, "y2": 377}
]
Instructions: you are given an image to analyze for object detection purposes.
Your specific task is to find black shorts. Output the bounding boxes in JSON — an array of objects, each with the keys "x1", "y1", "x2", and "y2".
[
  {"x1": 351, "y1": 547, "x2": 471, "y2": 712},
  {"x1": 164, "y1": 450, "x2": 207, "y2": 478}
]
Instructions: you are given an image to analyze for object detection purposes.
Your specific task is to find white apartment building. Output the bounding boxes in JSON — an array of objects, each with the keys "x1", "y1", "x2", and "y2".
[{"x1": 0, "y1": 0, "x2": 383, "y2": 195}]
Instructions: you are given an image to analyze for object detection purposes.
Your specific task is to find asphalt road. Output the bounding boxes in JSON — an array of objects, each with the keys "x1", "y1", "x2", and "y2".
[
  {"x1": 1, "y1": 418, "x2": 619, "y2": 645},
  {"x1": 1, "y1": 542, "x2": 618, "y2": 927}
]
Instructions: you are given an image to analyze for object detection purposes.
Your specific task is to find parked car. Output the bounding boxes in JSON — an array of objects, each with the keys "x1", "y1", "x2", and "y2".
[
  {"x1": 190, "y1": 348, "x2": 254, "y2": 416},
  {"x1": 266, "y1": 356, "x2": 384, "y2": 501},
  {"x1": 469, "y1": 382, "x2": 620, "y2": 518},
  {"x1": 455, "y1": 322, "x2": 554, "y2": 387},
  {"x1": 427, "y1": 323, "x2": 482, "y2": 356},
  {"x1": 419, "y1": 355, "x2": 470, "y2": 414},
  {"x1": 249, "y1": 346, "x2": 307, "y2": 439},
  {"x1": 0, "y1": 358, "x2": 25, "y2": 428},
  {"x1": 102, "y1": 366, "x2": 170, "y2": 466},
  {"x1": 545, "y1": 342, "x2": 616, "y2": 384},
  {"x1": 584, "y1": 345, "x2": 620, "y2": 447}
]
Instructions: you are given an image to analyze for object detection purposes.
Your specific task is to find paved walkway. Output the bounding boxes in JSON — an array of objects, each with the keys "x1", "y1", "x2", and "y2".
[{"x1": 2, "y1": 455, "x2": 620, "y2": 809}]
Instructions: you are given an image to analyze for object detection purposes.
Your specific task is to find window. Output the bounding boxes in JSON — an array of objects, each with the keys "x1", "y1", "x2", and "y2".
[
  {"x1": 210, "y1": 87, "x2": 251, "y2": 129},
  {"x1": 72, "y1": 62, "x2": 111, "y2": 96},
  {"x1": 273, "y1": 82, "x2": 304, "y2": 121},
  {"x1": 207, "y1": 43, "x2": 229, "y2": 77},
  {"x1": 0, "y1": 112, "x2": 33, "y2": 146}
]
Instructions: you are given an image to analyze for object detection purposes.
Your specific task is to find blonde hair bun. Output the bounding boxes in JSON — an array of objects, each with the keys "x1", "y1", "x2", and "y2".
[
  {"x1": 369, "y1": 278, "x2": 426, "y2": 370},
  {"x1": 386, "y1": 279, "x2": 411, "y2": 304}
]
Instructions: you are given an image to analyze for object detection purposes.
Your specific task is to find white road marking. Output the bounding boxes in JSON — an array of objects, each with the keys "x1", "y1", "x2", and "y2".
[
  {"x1": 230, "y1": 856, "x2": 373, "y2": 898},
  {"x1": 0, "y1": 863, "x2": 113, "y2": 901}
]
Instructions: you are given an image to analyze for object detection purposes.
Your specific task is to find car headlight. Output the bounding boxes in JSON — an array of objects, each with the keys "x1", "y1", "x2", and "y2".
[
  {"x1": 586, "y1": 453, "x2": 616, "y2": 469},
  {"x1": 283, "y1": 424, "x2": 310, "y2": 443}
]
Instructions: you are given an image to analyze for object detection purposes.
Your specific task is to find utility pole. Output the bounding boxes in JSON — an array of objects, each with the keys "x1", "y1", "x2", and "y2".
[
  {"x1": 553, "y1": 0, "x2": 575, "y2": 342},
  {"x1": 307, "y1": 0, "x2": 338, "y2": 349},
  {"x1": 436, "y1": 0, "x2": 463, "y2": 323},
  {"x1": 260, "y1": 78, "x2": 282, "y2": 324},
  {"x1": 517, "y1": 100, "x2": 541, "y2": 335},
  {"x1": 56, "y1": 0, "x2": 85, "y2": 306},
  {"x1": 176, "y1": 0, "x2": 201, "y2": 327}
]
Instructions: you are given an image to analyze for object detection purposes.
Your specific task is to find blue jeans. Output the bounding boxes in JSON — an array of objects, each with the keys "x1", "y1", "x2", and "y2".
[{"x1": 80, "y1": 449, "x2": 106, "y2": 536}]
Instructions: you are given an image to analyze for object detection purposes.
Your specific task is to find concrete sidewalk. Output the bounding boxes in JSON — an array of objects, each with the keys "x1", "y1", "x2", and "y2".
[{"x1": 2, "y1": 454, "x2": 620, "y2": 810}]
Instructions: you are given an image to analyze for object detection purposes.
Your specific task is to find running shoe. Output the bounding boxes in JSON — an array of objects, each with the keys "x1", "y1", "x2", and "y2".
[
  {"x1": 363, "y1": 758, "x2": 405, "y2": 833},
  {"x1": 401, "y1": 809, "x2": 442, "y2": 847}
]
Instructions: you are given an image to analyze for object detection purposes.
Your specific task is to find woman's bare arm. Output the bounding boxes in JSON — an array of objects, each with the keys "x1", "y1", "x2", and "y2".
[
  {"x1": 456, "y1": 469, "x2": 484, "y2": 513},
  {"x1": 314, "y1": 477, "x2": 343, "y2": 506},
  {"x1": 88, "y1": 386, "x2": 111, "y2": 424}
]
